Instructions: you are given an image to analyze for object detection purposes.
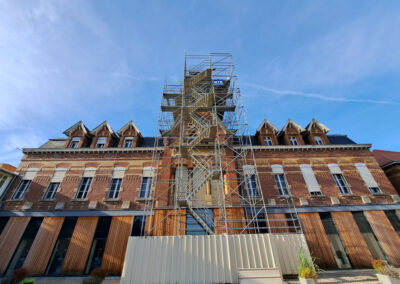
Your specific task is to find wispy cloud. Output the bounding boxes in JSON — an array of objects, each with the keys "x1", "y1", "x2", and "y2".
[{"x1": 243, "y1": 82, "x2": 400, "y2": 105}]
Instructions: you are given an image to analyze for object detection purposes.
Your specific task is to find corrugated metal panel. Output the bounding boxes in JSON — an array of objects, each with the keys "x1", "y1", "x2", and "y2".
[{"x1": 121, "y1": 233, "x2": 308, "y2": 283}]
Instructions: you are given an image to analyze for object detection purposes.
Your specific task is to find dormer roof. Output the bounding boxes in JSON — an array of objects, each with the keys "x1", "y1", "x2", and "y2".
[
  {"x1": 305, "y1": 119, "x2": 330, "y2": 134},
  {"x1": 256, "y1": 119, "x2": 279, "y2": 134},
  {"x1": 280, "y1": 119, "x2": 305, "y2": 134},
  {"x1": 117, "y1": 120, "x2": 142, "y2": 137},
  {"x1": 91, "y1": 121, "x2": 117, "y2": 137},
  {"x1": 63, "y1": 121, "x2": 90, "y2": 137}
]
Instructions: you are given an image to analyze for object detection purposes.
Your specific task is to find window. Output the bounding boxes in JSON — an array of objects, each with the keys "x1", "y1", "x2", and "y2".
[
  {"x1": 96, "y1": 137, "x2": 107, "y2": 148},
  {"x1": 0, "y1": 175, "x2": 8, "y2": 188},
  {"x1": 124, "y1": 137, "x2": 134, "y2": 148},
  {"x1": 300, "y1": 164, "x2": 322, "y2": 196},
  {"x1": 314, "y1": 136, "x2": 323, "y2": 145},
  {"x1": 186, "y1": 209, "x2": 214, "y2": 235},
  {"x1": 332, "y1": 174, "x2": 351, "y2": 195},
  {"x1": 107, "y1": 178, "x2": 122, "y2": 199},
  {"x1": 328, "y1": 164, "x2": 351, "y2": 195},
  {"x1": 243, "y1": 165, "x2": 259, "y2": 198},
  {"x1": 245, "y1": 207, "x2": 268, "y2": 234},
  {"x1": 43, "y1": 183, "x2": 59, "y2": 200},
  {"x1": 139, "y1": 167, "x2": 154, "y2": 199},
  {"x1": 274, "y1": 174, "x2": 290, "y2": 196},
  {"x1": 69, "y1": 137, "x2": 80, "y2": 148},
  {"x1": 354, "y1": 163, "x2": 381, "y2": 194},
  {"x1": 272, "y1": 165, "x2": 290, "y2": 196},
  {"x1": 139, "y1": 177, "x2": 152, "y2": 199},
  {"x1": 264, "y1": 136, "x2": 273, "y2": 146},
  {"x1": 75, "y1": 177, "x2": 92, "y2": 199},
  {"x1": 131, "y1": 216, "x2": 146, "y2": 236},
  {"x1": 289, "y1": 136, "x2": 298, "y2": 145},
  {"x1": 11, "y1": 180, "x2": 31, "y2": 200}
]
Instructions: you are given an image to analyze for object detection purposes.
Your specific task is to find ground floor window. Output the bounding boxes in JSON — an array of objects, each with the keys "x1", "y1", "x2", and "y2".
[
  {"x1": 319, "y1": 213, "x2": 351, "y2": 269},
  {"x1": 131, "y1": 216, "x2": 146, "y2": 236},
  {"x1": 245, "y1": 207, "x2": 268, "y2": 234},
  {"x1": 385, "y1": 210, "x2": 400, "y2": 238},
  {"x1": 6, "y1": 218, "x2": 43, "y2": 275},
  {"x1": 352, "y1": 211, "x2": 387, "y2": 261},
  {"x1": 186, "y1": 209, "x2": 214, "y2": 235},
  {"x1": 85, "y1": 217, "x2": 112, "y2": 275},
  {"x1": 45, "y1": 217, "x2": 78, "y2": 275}
]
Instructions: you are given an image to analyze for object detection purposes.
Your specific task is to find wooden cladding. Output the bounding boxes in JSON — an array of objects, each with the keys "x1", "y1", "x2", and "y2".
[
  {"x1": 268, "y1": 214, "x2": 289, "y2": 233},
  {"x1": 101, "y1": 216, "x2": 133, "y2": 275},
  {"x1": 61, "y1": 217, "x2": 99, "y2": 275},
  {"x1": 152, "y1": 209, "x2": 185, "y2": 236},
  {"x1": 0, "y1": 217, "x2": 31, "y2": 274},
  {"x1": 298, "y1": 213, "x2": 337, "y2": 268},
  {"x1": 23, "y1": 217, "x2": 65, "y2": 275},
  {"x1": 331, "y1": 212, "x2": 373, "y2": 268},
  {"x1": 364, "y1": 211, "x2": 400, "y2": 266}
]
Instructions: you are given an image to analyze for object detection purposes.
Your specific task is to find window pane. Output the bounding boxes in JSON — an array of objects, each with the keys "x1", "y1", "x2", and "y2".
[
  {"x1": 44, "y1": 183, "x2": 59, "y2": 200},
  {"x1": 76, "y1": 177, "x2": 92, "y2": 199}
]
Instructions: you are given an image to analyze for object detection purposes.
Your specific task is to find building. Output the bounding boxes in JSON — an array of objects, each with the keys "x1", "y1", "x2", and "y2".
[
  {"x1": 0, "y1": 164, "x2": 17, "y2": 202},
  {"x1": 0, "y1": 54, "x2": 400, "y2": 282},
  {"x1": 373, "y1": 149, "x2": 400, "y2": 195}
]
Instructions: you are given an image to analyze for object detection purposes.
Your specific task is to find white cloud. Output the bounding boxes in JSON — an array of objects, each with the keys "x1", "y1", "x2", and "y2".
[
  {"x1": 0, "y1": 0, "x2": 133, "y2": 165},
  {"x1": 243, "y1": 83, "x2": 400, "y2": 105},
  {"x1": 0, "y1": 0, "x2": 132, "y2": 130}
]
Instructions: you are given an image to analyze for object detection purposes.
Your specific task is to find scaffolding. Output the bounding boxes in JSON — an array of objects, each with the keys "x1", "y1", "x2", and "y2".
[{"x1": 143, "y1": 54, "x2": 301, "y2": 236}]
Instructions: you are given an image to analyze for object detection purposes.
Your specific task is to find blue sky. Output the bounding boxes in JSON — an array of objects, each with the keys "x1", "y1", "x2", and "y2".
[{"x1": 1, "y1": 0, "x2": 400, "y2": 166}]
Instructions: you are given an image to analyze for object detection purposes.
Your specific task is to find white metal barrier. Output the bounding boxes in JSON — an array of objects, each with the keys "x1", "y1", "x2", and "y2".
[{"x1": 121, "y1": 233, "x2": 308, "y2": 284}]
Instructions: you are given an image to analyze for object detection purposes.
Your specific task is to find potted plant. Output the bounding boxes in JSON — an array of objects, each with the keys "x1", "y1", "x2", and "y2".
[
  {"x1": 373, "y1": 259, "x2": 400, "y2": 284},
  {"x1": 298, "y1": 248, "x2": 318, "y2": 284},
  {"x1": 83, "y1": 268, "x2": 108, "y2": 284}
]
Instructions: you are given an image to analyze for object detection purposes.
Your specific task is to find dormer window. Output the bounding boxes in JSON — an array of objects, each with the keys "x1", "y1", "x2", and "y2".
[
  {"x1": 124, "y1": 137, "x2": 134, "y2": 148},
  {"x1": 314, "y1": 136, "x2": 323, "y2": 145},
  {"x1": 264, "y1": 136, "x2": 273, "y2": 146},
  {"x1": 69, "y1": 137, "x2": 80, "y2": 148},
  {"x1": 289, "y1": 136, "x2": 298, "y2": 145},
  {"x1": 96, "y1": 137, "x2": 107, "y2": 148}
]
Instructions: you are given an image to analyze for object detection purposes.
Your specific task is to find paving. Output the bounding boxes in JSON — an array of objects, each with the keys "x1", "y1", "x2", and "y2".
[
  {"x1": 0, "y1": 270, "x2": 381, "y2": 284},
  {"x1": 286, "y1": 269, "x2": 379, "y2": 284}
]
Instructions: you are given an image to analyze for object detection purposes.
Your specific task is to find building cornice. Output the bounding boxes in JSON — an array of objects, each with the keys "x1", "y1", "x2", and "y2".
[
  {"x1": 235, "y1": 144, "x2": 371, "y2": 151},
  {"x1": 23, "y1": 147, "x2": 163, "y2": 154},
  {"x1": 381, "y1": 160, "x2": 400, "y2": 169}
]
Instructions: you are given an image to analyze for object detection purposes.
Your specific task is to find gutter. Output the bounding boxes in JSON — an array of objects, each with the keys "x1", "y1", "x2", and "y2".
[
  {"x1": 23, "y1": 147, "x2": 164, "y2": 154},
  {"x1": 235, "y1": 144, "x2": 371, "y2": 151}
]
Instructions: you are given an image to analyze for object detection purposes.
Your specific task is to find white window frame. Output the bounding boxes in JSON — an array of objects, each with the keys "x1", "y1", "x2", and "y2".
[
  {"x1": 11, "y1": 180, "x2": 32, "y2": 200},
  {"x1": 314, "y1": 136, "x2": 323, "y2": 145},
  {"x1": 139, "y1": 176, "x2": 152, "y2": 199},
  {"x1": 96, "y1": 137, "x2": 107, "y2": 148},
  {"x1": 264, "y1": 136, "x2": 273, "y2": 146},
  {"x1": 289, "y1": 136, "x2": 298, "y2": 145},
  {"x1": 43, "y1": 182, "x2": 60, "y2": 200},
  {"x1": 124, "y1": 137, "x2": 134, "y2": 148},
  {"x1": 75, "y1": 177, "x2": 93, "y2": 200},
  {"x1": 243, "y1": 165, "x2": 260, "y2": 198},
  {"x1": 328, "y1": 164, "x2": 351, "y2": 195},
  {"x1": 332, "y1": 173, "x2": 351, "y2": 195},
  {"x1": 107, "y1": 178, "x2": 122, "y2": 199},
  {"x1": 274, "y1": 174, "x2": 290, "y2": 196},
  {"x1": 70, "y1": 137, "x2": 80, "y2": 148}
]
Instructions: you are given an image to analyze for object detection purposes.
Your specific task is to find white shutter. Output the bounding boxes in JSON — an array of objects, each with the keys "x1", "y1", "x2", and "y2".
[
  {"x1": 24, "y1": 168, "x2": 39, "y2": 180},
  {"x1": 83, "y1": 167, "x2": 96, "y2": 178},
  {"x1": 51, "y1": 168, "x2": 67, "y2": 183},
  {"x1": 143, "y1": 167, "x2": 155, "y2": 177},
  {"x1": 300, "y1": 164, "x2": 321, "y2": 193},
  {"x1": 243, "y1": 165, "x2": 256, "y2": 175},
  {"x1": 355, "y1": 163, "x2": 379, "y2": 188},
  {"x1": 271, "y1": 165, "x2": 284, "y2": 174},
  {"x1": 113, "y1": 167, "x2": 126, "y2": 179},
  {"x1": 328, "y1": 164, "x2": 342, "y2": 174}
]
